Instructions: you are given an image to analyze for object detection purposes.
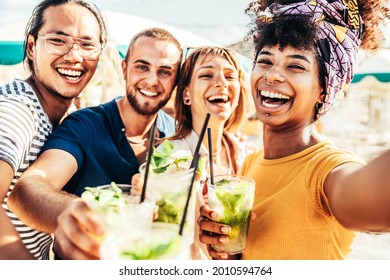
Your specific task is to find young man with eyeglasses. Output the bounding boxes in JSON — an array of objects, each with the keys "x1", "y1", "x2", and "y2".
[
  {"x1": 0, "y1": 0, "x2": 107, "y2": 259},
  {"x1": 8, "y1": 27, "x2": 182, "y2": 260}
]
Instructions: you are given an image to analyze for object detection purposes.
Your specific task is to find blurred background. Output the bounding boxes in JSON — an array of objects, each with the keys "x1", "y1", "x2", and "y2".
[{"x1": 0, "y1": 0, "x2": 390, "y2": 259}]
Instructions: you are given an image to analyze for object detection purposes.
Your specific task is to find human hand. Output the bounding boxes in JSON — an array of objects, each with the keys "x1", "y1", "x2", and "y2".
[
  {"x1": 197, "y1": 204, "x2": 233, "y2": 260},
  {"x1": 53, "y1": 198, "x2": 107, "y2": 260},
  {"x1": 131, "y1": 173, "x2": 143, "y2": 189},
  {"x1": 197, "y1": 205, "x2": 257, "y2": 260}
]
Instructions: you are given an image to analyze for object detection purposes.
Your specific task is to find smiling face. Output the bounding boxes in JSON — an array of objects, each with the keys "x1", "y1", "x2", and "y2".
[
  {"x1": 27, "y1": 3, "x2": 101, "y2": 100},
  {"x1": 184, "y1": 54, "x2": 241, "y2": 123},
  {"x1": 123, "y1": 36, "x2": 181, "y2": 116},
  {"x1": 251, "y1": 45, "x2": 324, "y2": 128}
]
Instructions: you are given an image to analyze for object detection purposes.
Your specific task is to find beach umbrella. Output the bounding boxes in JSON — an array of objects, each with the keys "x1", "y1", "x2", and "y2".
[
  {"x1": 0, "y1": 11, "x2": 215, "y2": 66},
  {"x1": 0, "y1": 11, "x2": 218, "y2": 103},
  {"x1": 352, "y1": 48, "x2": 390, "y2": 84},
  {"x1": 0, "y1": 10, "x2": 253, "y2": 110}
]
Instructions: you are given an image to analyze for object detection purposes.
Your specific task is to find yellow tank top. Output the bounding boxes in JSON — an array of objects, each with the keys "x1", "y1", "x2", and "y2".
[{"x1": 240, "y1": 140, "x2": 366, "y2": 260}]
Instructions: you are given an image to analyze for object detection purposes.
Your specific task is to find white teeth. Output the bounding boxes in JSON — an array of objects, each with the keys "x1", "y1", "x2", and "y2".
[
  {"x1": 58, "y1": 68, "x2": 82, "y2": 77},
  {"x1": 262, "y1": 101, "x2": 280, "y2": 108},
  {"x1": 140, "y1": 89, "x2": 158, "y2": 97},
  {"x1": 261, "y1": 90, "x2": 290, "y2": 100},
  {"x1": 207, "y1": 95, "x2": 229, "y2": 102}
]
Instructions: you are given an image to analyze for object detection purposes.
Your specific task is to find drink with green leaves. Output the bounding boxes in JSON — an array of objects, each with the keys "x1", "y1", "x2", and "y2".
[
  {"x1": 100, "y1": 222, "x2": 190, "y2": 260},
  {"x1": 139, "y1": 140, "x2": 205, "y2": 245},
  {"x1": 207, "y1": 175, "x2": 255, "y2": 254},
  {"x1": 81, "y1": 183, "x2": 155, "y2": 237}
]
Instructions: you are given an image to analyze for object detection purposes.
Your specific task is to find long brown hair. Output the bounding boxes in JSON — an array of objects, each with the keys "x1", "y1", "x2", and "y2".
[{"x1": 170, "y1": 46, "x2": 249, "y2": 141}]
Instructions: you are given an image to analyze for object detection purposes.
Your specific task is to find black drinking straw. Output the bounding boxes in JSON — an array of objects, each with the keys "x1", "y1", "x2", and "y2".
[
  {"x1": 140, "y1": 121, "x2": 157, "y2": 203},
  {"x1": 207, "y1": 127, "x2": 214, "y2": 185},
  {"x1": 190, "y1": 113, "x2": 210, "y2": 169},
  {"x1": 179, "y1": 153, "x2": 201, "y2": 236}
]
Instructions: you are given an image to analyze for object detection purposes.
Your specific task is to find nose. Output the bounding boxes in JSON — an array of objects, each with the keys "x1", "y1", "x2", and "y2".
[
  {"x1": 214, "y1": 73, "x2": 228, "y2": 88},
  {"x1": 63, "y1": 43, "x2": 84, "y2": 62},
  {"x1": 264, "y1": 65, "x2": 285, "y2": 85},
  {"x1": 145, "y1": 71, "x2": 159, "y2": 86}
]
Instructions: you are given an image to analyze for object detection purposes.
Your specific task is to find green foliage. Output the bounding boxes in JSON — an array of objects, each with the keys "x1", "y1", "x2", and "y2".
[
  {"x1": 156, "y1": 199, "x2": 180, "y2": 224},
  {"x1": 214, "y1": 180, "x2": 252, "y2": 228},
  {"x1": 151, "y1": 140, "x2": 192, "y2": 174},
  {"x1": 82, "y1": 182, "x2": 125, "y2": 213},
  {"x1": 121, "y1": 235, "x2": 181, "y2": 260}
]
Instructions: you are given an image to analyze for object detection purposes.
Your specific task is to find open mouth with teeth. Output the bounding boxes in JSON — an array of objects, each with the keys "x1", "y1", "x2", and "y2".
[
  {"x1": 57, "y1": 68, "x2": 83, "y2": 81},
  {"x1": 207, "y1": 94, "x2": 230, "y2": 104},
  {"x1": 139, "y1": 89, "x2": 159, "y2": 97},
  {"x1": 260, "y1": 90, "x2": 290, "y2": 109}
]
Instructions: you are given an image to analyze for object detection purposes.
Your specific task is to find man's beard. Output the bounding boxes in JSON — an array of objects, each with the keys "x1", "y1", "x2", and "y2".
[{"x1": 126, "y1": 89, "x2": 171, "y2": 116}]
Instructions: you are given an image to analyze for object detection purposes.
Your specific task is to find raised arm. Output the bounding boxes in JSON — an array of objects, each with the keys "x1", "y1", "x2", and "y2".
[
  {"x1": 7, "y1": 149, "x2": 78, "y2": 233},
  {"x1": 325, "y1": 150, "x2": 390, "y2": 232},
  {"x1": 0, "y1": 161, "x2": 34, "y2": 259}
]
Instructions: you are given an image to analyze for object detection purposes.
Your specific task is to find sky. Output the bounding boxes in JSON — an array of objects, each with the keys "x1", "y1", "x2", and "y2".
[
  {"x1": 0, "y1": 0, "x2": 388, "y2": 47},
  {"x1": 0, "y1": 0, "x2": 253, "y2": 46}
]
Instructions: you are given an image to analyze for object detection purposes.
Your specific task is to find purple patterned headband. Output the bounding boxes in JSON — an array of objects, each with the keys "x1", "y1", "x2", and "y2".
[{"x1": 247, "y1": 0, "x2": 364, "y2": 118}]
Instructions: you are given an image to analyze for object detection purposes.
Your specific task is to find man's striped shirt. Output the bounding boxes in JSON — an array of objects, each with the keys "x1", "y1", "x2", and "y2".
[{"x1": 0, "y1": 80, "x2": 53, "y2": 260}]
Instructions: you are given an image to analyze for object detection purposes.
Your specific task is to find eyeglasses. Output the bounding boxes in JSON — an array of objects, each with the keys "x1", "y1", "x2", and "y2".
[{"x1": 35, "y1": 33, "x2": 102, "y2": 60}]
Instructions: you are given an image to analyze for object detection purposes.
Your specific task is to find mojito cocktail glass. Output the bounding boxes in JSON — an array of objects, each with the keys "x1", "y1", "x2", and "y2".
[
  {"x1": 139, "y1": 163, "x2": 196, "y2": 245},
  {"x1": 100, "y1": 222, "x2": 190, "y2": 260},
  {"x1": 81, "y1": 183, "x2": 156, "y2": 238},
  {"x1": 207, "y1": 175, "x2": 255, "y2": 254}
]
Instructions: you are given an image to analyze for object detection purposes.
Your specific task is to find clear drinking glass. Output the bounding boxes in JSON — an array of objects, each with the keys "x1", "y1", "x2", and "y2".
[
  {"x1": 81, "y1": 184, "x2": 156, "y2": 238},
  {"x1": 100, "y1": 222, "x2": 190, "y2": 260},
  {"x1": 139, "y1": 163, "x2": 196, "y2": 245},
  {"x1": 207, "y1": 175, "x2": 255, "y2": 254}
]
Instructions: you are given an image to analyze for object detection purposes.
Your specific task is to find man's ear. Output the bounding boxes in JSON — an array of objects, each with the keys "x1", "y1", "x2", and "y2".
[
  {"x1": 26, "y1": 34, "x2": 35, "y2": 61},
  {"x1": 121, "y1": 59, "x2": 127, "y2": 79}
]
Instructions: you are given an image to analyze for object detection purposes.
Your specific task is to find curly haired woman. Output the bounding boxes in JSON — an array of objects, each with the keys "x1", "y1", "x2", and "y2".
[{"x1": 198, "y1": 0, "x2": 390, "y2": 260}]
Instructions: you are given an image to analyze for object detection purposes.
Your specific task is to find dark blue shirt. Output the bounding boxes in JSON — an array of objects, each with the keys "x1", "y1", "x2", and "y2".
[{"x1": 41, "y1": 98, "x2": 175, "y2": 196}]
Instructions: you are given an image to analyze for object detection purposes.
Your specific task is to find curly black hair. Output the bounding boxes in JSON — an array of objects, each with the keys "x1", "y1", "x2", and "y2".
[
  {"x1": 245, "y1": 0, "x2": 389, "y2": 119},
  {"x1": 248, "y1": 14, "x2": 327, "y2": 106}
]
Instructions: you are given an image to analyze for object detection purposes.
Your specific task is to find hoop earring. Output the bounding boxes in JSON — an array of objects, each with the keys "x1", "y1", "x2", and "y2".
[{"x1": 183, "y1": 97, "x2": 191, "y2": 105}]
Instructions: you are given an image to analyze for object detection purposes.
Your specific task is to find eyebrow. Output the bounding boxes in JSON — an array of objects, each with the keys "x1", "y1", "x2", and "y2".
[
  {"x1": 198, "y1": 64, "x2": 236, "y2": 71},
  {"x1": 258, "y1": 50, "x2": 310, "y2": 63},
  {"x1": 134, "y1": 59, "x2": 175, "y2": 70},
  {"x1": 134, "y1": 59, "x2": 151, "y2": 65},
  {"x1": 198, "y1": 65, "x2": 213, "y2": 70}
]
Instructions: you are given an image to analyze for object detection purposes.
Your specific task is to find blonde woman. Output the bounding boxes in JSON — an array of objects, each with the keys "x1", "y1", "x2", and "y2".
[{"x1": 161, "y1": 46, "x2": 250, "y2": 259}]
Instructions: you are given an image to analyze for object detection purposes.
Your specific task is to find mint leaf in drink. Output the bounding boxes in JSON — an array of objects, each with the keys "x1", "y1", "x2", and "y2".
[
  {"x1": 216, "y1": 191, "x2": 244, "y2": 224},
  {"x1": 151, "y1": 150, "x2": 169, "y2": 168},
  {"x1": 82, "y1": 182, "x2": 124, "y2": 209},
  {"x1": 121, "y1": 235, "x2": 181, "y2": 260},
  {"x1": 150, "y1": 140, "x2": 192, "y2": 173},
  {"x1": 215, "y1": 178, "x2": 230, "y2": 186},
  {"x1": 197, "y1": 156, "x2": 207, "y2": 178},
  {"x1": 153, "y1": 164, "x2": 171, "y2": 174},
  {"x1": 161, "y1": 139, "x2": 174, "y2": 155},
  {"x1": 156, "y1": 199, "x2": 180, "y2": 224},
  {"x1": 81, "y1": 182, "x2": 130, "y2": 225},
  {"x1": 214, "y1": 181, "x2": 251, "y2": 227}
]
